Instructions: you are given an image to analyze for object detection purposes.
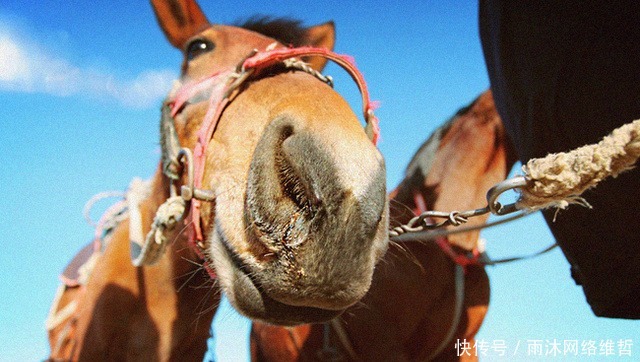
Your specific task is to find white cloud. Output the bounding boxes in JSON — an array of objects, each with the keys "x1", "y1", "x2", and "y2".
[
  {"x1": 0, "y1": 34, "x2": 34, "y2": 87},
  {"x1": 76, "y1": 67, "x2": 177, "y2": 108},
  {"x1": 0, "y1": 24, "x2": 176, "y2": 108}
]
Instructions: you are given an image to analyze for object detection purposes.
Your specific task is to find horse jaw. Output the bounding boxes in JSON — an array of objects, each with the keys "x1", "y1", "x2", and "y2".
[{"x1": 202, "y1": 74, "x2": 389, "y2": 325}]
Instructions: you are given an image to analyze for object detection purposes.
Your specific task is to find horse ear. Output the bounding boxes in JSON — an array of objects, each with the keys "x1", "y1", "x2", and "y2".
[
  {"x1": 151, "y1": 0, "x2": 210, "y2": 49},
  {"x1": 304, "y1": 21, "x2": 336, "y2": 71}
]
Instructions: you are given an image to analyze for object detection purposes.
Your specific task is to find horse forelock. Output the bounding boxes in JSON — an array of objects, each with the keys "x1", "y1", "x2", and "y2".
[{"x1": 237, "y1": 16, "x2": 308, "y2": 47}]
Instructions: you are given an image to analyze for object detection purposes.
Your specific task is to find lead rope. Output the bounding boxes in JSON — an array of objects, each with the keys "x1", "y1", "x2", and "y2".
[
  {"x1": 518, "y1": 119, "x2": 640, "y2": 211},
  {"x1": 383, "y1": 117, "x2": 640, "y2": 361},
  {"x1": 328, "y1": 318, "x2": 360, "y2": 361},
  {"x1": 317, "y1": 323, "x2": 342, "y2": 361},
  {"x1": 392, "y1": 119, "x2": 640, "y2": 241},
  {"x1": 321, "y1": 267, "x2": 465, "y2": 362},
  {"x1": 421, "y1": 264, "x2": 465, "y2": 361},
  {"x1": 130, "y1": 194, "x2": 185, "y2": 266}
]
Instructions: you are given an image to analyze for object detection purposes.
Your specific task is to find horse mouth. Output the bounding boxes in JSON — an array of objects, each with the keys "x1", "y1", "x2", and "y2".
[{"x1": 212, "y1": 228, "x2": 344, "y2": 325}]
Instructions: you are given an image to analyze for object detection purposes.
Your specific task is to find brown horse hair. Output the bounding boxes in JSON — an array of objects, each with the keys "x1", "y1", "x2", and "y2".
[{"x1": 238, "y1": 16, "x2": 310, "y2": 47}]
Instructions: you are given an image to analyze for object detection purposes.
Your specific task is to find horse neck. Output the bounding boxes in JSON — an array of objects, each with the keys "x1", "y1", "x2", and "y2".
[
  {"x1": 390, "y1": 91, "x2": 515, "y2": 251},
  {"x1": 72, "y1": 167, "x2": 217, "y2": 360},
  {"x1": 138, "y1": 167, "x2": 219, "y2": 357}
]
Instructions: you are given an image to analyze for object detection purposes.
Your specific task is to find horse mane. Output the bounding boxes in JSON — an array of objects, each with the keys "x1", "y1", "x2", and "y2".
[{"x1": 238, "y1": 16, "x2": 309, "y2": 47}]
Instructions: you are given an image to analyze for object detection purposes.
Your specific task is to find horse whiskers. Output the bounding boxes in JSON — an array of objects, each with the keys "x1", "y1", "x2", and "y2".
[
  {"x1": 191, "y1": 278, "x2": 218, "y2": 290},
  {"x1": 195, "y1": 291, "x2": 220, "y2": 318},
  {"x1": 188, "y1": 270, "x2": 218, "y2": 291},
  {"x1": 190, "y1": 288, "x2": 217, "y2": 333},
  {"x1": 343, "y1": 300, "x2": 371, "y2": 316},
  {"x1": 388, "y1": 197, "x2": 411, "y2": 209},
  {"x1": 215, "y1": 183, "x2": 243, "y2": 199},
  {"x1": 180, "y1": 256, "x2": 205, "y2": 267},
  {"x1": 171, "y1": 220, "x2": 194, "y2": 245},
  {"x1": 394, "y1": 242, "x2": 426, "y2": 274},
  {"x1": 193, "y1": 284, "x2": 222, "y2": 332},
  {"x1": 388, "y1": 198, "x2": 418, "y2": 217},
  {"x1": 176, "y1": 266, "x2": 205, "y2": 293}
]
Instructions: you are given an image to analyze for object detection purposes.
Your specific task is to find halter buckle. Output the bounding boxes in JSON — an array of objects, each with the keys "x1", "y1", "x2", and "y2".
[{"x1": 177, "y1": 148, "x2": 216, "y2": 202}]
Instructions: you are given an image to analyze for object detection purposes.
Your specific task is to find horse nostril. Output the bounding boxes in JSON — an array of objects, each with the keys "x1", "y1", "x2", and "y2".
[
  {"x1": 280, "y1": 124, "x2": 294, "y2": 141},
  {"x1": 275, "y1": 131, "x2": 320, "y2": 217}
]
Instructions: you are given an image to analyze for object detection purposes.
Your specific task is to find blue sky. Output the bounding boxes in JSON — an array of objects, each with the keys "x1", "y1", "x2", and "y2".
[{"x1": 0, "y1": 1, "x2": 636, "y2": 361}]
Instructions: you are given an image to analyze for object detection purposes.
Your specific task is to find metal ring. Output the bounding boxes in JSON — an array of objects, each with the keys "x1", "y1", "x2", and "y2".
[
  {"x1": 177, "y1": 148, "x2": 195, "y2": 201},
  {"x1": 486, "y1": 176, "x2": 528, "y2": 215}
]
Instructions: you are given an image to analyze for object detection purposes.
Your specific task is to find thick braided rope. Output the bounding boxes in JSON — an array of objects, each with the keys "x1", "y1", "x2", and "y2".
[
  {"x1": 518, "y1": 119, "x2": 640, "y2": 211},
  {"x1": 131, "y1": 195, "x2": 186, "y2": 266}
]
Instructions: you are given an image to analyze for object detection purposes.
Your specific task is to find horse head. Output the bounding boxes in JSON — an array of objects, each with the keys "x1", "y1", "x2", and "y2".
[{"x1": 151, "y1": 0, "x2": 389, "y2": 325}]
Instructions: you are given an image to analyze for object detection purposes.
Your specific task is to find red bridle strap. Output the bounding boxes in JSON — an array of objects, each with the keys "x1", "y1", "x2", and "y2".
[
  {"x1": 241, "y1": 46, "x2": 380, "y2": 144},
  {"x1": 435, "y1": 237, "x2": 483, "y2": 270}
]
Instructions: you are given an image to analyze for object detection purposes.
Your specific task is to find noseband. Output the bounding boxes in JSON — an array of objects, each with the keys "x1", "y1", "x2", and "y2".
[{"x1": 131, "y1": 45, "x2": 380, "y2": 273}]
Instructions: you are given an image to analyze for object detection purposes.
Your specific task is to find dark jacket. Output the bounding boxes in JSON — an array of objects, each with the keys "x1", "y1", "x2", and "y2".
[{"x1": 480, "y1": 0, "x2": 640, "y2": 318}]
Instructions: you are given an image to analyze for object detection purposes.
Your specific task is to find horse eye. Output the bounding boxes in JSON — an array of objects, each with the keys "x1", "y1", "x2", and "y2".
[{"x1": 185, "y1": 39, "x2": 215, "y2": 61}]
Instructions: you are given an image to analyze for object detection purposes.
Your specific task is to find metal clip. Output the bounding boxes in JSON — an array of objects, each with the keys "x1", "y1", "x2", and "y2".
[
  {"x1": 177, "y1": 148, "x2": 216, "y2": 203},
  {"x1": 486, "y1": 176, "x2": 527, "y2": 215},
  {"x1": 177, "y1": 148, "x2": 195, "y2": 201}
]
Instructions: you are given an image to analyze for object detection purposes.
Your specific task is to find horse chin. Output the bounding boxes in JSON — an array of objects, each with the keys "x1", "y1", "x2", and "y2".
[{"x1": 209, "y1": 228, "x2": 344, "y2": 326}]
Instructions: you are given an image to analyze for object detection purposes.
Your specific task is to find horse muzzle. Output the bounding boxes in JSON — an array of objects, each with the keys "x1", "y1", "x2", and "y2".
[{"x1": 218, "y1": 115, "x2": 389, "y2": 324}]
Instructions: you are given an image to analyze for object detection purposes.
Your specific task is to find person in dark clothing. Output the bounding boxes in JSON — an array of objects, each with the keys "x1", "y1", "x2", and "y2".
[{"x1": 479, "y1": 1, "x2": 640, "y2": 318}]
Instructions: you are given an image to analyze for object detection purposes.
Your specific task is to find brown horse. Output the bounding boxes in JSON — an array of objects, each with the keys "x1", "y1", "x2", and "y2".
[
  {"x1": 251, "y1": 90, "x2": 517, "y2": 361},
  {"x1": 47, "y1": 0, "x2": 389, "y2": 360}
]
